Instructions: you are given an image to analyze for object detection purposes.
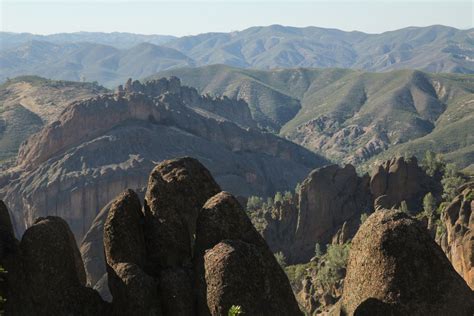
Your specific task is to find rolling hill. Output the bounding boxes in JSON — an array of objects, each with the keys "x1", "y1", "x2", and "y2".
[
  {"x1": 151, "y1": 65, "x2": 474, "y2": 170},
  {"x1": 1, "y1": 25, "x2": 472, "y2": 88}
]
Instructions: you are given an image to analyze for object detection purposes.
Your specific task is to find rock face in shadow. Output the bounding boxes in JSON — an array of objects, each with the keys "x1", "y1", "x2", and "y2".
[
  {"x1": 0, "y1": 204, "x2": 110, "y2": 315},
  {"x1": 440, "y1": 182, "x2": 474, "y2": 289},
  {"x1": 254, "y1": 164, "x2": 372, "y2": 264},
  {"x1": 195, "y1": 192, "x2": 301, "y2": 316},
  {"x1": 370, "y1": 156, "x2": 441, "y2": 212},
  {"x1": 340, "y1": 210, "x2": 474, "y2": 315},
  {"x1": 1, "y1": 77, "x2": 326, "y2": 243},
  {"x1": 102, "y1": 158, "x2": 301, "y2": 315}
]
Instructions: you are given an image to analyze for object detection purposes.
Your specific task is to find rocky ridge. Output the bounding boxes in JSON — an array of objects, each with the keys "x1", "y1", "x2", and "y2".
[{"x1": 0, "y1": 77, "x2": 326, "y2": 241}]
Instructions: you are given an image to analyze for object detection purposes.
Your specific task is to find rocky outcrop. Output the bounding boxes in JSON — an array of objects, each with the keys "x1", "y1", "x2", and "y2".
[
  {"x1": 1, "y1": 77, "x2": 326, "y2": 242},
  {"x1": 339, "y1": 210, "x2": 474, "y2": 315},
  {"x1": 80, "y1": 188, "x2": 145, "y2": 300},
  {"x1": 440, "y1": 182, "x2": 474, "y2": 289},
  {"x1": 101, "y1": 158, "x2": 300, "y2": 315},
  {"x1": 254, "y1": 164, "x2": 372, "y2": 264},
  {"x1": 195, "y1": 191, "x2": 301, "y2": 315},
  {"x1": 292, "y1": 164, "x2": 372, "y2": 262},
  {"x1": 370, "y1": 156, "x2": 441, "y2": 212},
  {"x1": 0, "y1": 203, "x2": 110, "y2": 315}
]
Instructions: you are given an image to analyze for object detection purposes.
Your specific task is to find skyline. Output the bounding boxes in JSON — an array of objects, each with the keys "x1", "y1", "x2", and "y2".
[{"x1": 1, "y1": 1, "x2": 473, "y2": 36}]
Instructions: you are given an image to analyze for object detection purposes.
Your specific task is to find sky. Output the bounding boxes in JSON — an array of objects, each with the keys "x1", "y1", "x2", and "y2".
[{"x1": 1, "y1": 0, "x2": 473, "y2": 36}]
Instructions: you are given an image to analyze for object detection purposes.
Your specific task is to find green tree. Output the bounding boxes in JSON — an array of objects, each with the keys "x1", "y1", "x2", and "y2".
[
  {"x1": 246, "y1": 196, "x2": 263, "y2": 211},
  {"x1": 423, "y1": 192, "x2": 436, "y2": 231},
  {"x1": 315, "y1": 243, "x2": 350, "y2": 289},
  {"x1": 441, "y1": 163, "x2": 464, "y2": 201},
  {"x1": 423, "y1": 193, "x2": 436, "y2": 217},
  {"x1": 274, "y1": 251, "x2": 287, "y2": 268},
  {"x1": 274, "y1": 191, "x2": 283, "y2": 203},
  {"x1": 228, "y1": 305, "x2": 243, "y2": 316},
  {"x1": 422, "y1": 150, "x2": 444, "y2": 177},
  {"x1": 360, "y1": 213, "x2": 369, "y2": 225},
  {"x1": 283, "y1": 191, "x2": 293, "y2": 201},
  {"x1": 400, "y1": 200, "x2": 409, "y2": 214},
  {"x1": 314, "y1": 243, "x2": 322, "y2": 258}
]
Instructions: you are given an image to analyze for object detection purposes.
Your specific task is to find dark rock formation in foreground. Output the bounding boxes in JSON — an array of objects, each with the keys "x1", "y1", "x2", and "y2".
[
  {"x1": 337, "y1": 210, "x2": 474, "y2": 315},
  {"x1": 0, "y1": 157, "x2": 301, "y2": 315},
  {"x1": 104, "y1": 157, "x2": 301, "y2": 315},
  {"x1": 0, "y1": 212, "x2": 111, "y2": 315}
]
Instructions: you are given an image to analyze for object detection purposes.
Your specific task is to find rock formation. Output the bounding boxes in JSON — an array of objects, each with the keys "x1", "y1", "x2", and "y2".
[
  {"x1": 258, "y1": 164, "x2": 372, "y2": 263},
  {"x1": 369, "y1": 156, "x2": 441, "y2": 212},
  {"x1": 338, "y1": 210, "x2": 474, "y2": 315},
  {"x1": 102, "y1": 157, "x2": 301, "y2": 315},
  {"x1": 1, "y1": 77, "x2": 326, "y2": 242},
  {"x1": 439, "y1": 182, "x2": 474, "y2": 289},
  {"x1": 0, "y1": 203, "x2": 110, "y2": 315},
  {"x1": 0, "y1": 157, "x2": 301, "y2": 315}
]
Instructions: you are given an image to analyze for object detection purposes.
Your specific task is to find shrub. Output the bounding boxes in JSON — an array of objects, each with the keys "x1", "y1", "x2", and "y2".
[
  {"x1": 274, "y1": 251, "x2": 287, "y2": 268},
  {"x1": 228, "y1": 305, "x2": 243, "y2": 316}
]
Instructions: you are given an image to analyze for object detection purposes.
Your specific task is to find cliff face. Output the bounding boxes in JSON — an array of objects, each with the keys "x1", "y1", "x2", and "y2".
[
  {"x1": 1, "y1": 77, "x2": 326, "y2": 242},
  {"x1": 440, "y1": 182, "x2": 474, "y2": 289},
  {"x1": 256, "y1": 164, "x2": 372, "y2": 264}
]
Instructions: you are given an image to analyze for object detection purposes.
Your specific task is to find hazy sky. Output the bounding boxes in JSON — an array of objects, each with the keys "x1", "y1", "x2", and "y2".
[{"x1": 1, "y1": 0, "x2": 473, "y2": 36}]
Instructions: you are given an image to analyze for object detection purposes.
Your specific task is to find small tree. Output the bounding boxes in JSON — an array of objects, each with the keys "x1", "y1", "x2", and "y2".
[
  {"x1": 314, "y1": 243, "x2": 322, "y2": 258},
  {"x1": 246, "y1": 196, "x2": 263, "y2": 211},
  {"x1": 423, "y1": 193, "x2": 436, "y2": 217},
  {"x1": 441, "y1": 163, "x2": 464, "y2": 201},
  {"x1": 423, "y1": 192, "x2": 436, "y2": 230},
  {"x1": 274, "y1": 191, "x2": 283, "y2": 204},
  {"x1": 266, "y1": 197, "x2": 274, "y2": 208},
  {"x1": 422, "y1": 150, "x2": 444, "y2": 177},
  {"x1": 400, "y1": 200, "x2": 409, "y2": 214},
  {"x1": 228, "y1": 305, "x2": 243, "y2": 316},
  {"x1": 274, "y1": 251, "x2": 287, "y2": 268},
  {"x1": 360, "y1": 213, "x2": 369, "y2": 225},
  {"x1": 283, "y1": 191, "x2": 293, "y2": 201}
]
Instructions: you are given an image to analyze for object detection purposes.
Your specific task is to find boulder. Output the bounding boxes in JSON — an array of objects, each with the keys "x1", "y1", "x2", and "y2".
[
  {"x1": 340, "y1": 210, "x2": 474, "y2": 315},
  {"x1": 195, "y1": 192, "x2": 301, "y2": 316},
  {"x1": 10, "y1": 216, "x2": 110, "y2": 315},
  {"x1": 441, "y1": 182, "x2": 474, "y2": 289},
  {"x1": 143, "y1": 157, "x2": 221, "y2": 269},
  {"x1": 103, "y1": 189, "x2": 159, "y2": 315}
]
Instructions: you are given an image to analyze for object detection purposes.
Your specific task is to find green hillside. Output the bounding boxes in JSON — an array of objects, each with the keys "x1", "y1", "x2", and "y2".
[{"x1": 150, "y1": 65, "x2": 474, "y2": 169}]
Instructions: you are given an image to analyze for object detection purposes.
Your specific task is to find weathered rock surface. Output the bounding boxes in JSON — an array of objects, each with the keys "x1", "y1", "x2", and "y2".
[
  {"x1": 1, "y1": 77, "x2": 326, "y2": 242},
  {"x1": 195, "y1": 192, "x2": 302, "y2": 316},
  {"x1": 440, "y1": 182, "x2": 474, "y2": 289},
  {"x1": 254, "y1": 164, "x2": 372, "y2": 264},
  {"x1": 0, "y1": 205, "x2": 110, "y2": 315},
  {"x1": 144, "y1": 157, "x2": 221, "y2": 269},
  {"x1": 99, "y1": 158, "x2": 300, "y2": 315},
  {"x1": 340, "y1": 210, "x2": 474, "y2": 315},
  {"x1": 293, "y1": 164, "x2": 372, "y2": 262},
  {"x1": 370, "y1": 156, "x2": 441, "y2": 212}
]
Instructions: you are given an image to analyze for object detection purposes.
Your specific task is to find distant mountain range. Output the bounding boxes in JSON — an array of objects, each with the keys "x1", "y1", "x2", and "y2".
[
  {"x1": 1, "y1": 25, "x2": 473, "y2": 87},
  {"x1": 151, "y1": 65, "x2": 474, "y2": 172}
]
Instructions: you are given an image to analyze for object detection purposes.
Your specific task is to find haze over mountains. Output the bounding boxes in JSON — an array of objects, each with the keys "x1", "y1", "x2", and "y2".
[{"x1": 1, "y1": 25, "x2": 473, "y2": 87}]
